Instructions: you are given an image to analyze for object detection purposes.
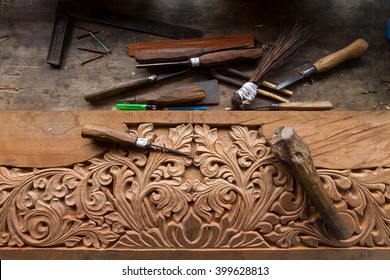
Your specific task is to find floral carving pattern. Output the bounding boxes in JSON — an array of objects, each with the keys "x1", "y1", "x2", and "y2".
[{"x1": 0, "y1": 123, "x2": 389, "y2": 249}]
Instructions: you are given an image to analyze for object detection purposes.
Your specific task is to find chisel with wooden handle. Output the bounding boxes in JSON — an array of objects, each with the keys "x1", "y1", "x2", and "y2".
[
  {"x1": 276, "y1": 39, "x2": 369, "y2": 90},
  {"x1": 84, "y1": 69, "x2": 189, "y2": 102},
  {"x1": 116, "y1": 84, "x2": 206, "y2": 105},
  {"x1": 135, "y1": 45, "x2": 249, "y2": 63},
  {"x1": 81, "y1": 125, "x2": 193, "y2": 158},
  {"x1": 136, "y1": 48, "x2": 263, "y2": 68},
  {"x1": 225, "y1": 101, "x2": 334, "y2": 111}
]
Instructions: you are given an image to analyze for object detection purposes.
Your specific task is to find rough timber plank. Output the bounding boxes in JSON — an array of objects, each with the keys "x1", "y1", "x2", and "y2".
[
  {"x1": 0, "y1": 110, "x2": 192, "y2": 168},
  {"x1": 193, "y1": 110, "x2": 390, "y2": 169},
  {"x1": 0, "y1": 110, "x2": 389, "y2": 259},
  {"x1": 1, "y1": 110, "x2": 390, "y2": 169}
]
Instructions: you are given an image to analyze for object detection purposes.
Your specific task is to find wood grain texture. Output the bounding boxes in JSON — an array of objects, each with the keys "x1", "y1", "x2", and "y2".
[
  {"x1": 128, "y1": 34, "x2": 255, "y2": 56},
  {"x1": 0, "y1": 110, "x2": 192, "y2": 168},
  {"x1": 193, "y1": 111, "x2": 390, "y2": 169},
  {"x1": 1, "y1": 110, "x2": 389, "y2": 169},
  {"x1": 0, "y1": 121, "x2": 389, "y2": 258}
]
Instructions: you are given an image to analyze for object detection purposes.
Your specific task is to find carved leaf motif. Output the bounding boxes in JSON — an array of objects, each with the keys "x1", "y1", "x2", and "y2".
[
  {"x1": 229, "y1": 125, "x2": 270, "y2": 167},
  {"x1": 0, "y1": 124, "x2": 390, "y2": 250}
]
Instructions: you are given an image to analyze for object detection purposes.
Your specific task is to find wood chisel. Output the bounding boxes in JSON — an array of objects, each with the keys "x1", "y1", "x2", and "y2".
[
  {"x1": 84, "y1": 69, "x2": 189, "y2": 102},
  {"x1": 136, "y1": 48, "x2": 263, "y2": 68},
  {"x1": 128, "y1": 34, "x2": 255, "y2": 56},
  {"x1": 134, "y1": 45, "x2": 249, "y2": 63},
  {"x1": 225, "y1": 101, "x2": 334, "y2": 111},
  {"x1": 276, "y1": 39, "x2": 369, "y2": 90},
  {"x1": 81, "y1": 125, "x2": 193, "y2": 158},
  {"x1": 116, "y1": 84, "x2": 206, "y2": 106}
]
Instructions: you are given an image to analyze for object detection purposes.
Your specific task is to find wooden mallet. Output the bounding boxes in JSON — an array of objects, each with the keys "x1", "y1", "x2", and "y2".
[{"x1": 271, "y1": 126, "x2": 350, "y2": 240}]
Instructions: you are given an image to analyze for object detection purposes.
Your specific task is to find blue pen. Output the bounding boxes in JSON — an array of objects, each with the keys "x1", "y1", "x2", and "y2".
[{"x1": 163, "y1": 105, "x2": 208, "y2": 111}]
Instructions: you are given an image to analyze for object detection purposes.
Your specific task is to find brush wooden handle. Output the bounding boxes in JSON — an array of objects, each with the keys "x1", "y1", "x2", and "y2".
[
  {"x1": 279, "y1": 101, "x2": 333, "y2": 110},
  {"x1": 313, "y1": 39, "x2": 369, "y2": 73}
]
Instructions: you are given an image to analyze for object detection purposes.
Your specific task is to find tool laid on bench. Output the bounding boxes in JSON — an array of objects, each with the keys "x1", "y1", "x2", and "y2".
[
  {"x1": 116, "y1": 79, "x2": 219, "y2": 108},
  {"x1": 276, "y1": 39, "x2": 369, "y2": 90},
  {"x1": 134, "y1": 44, "x2": 249, "y2": 63},
  {"x1": 209, "y1": 67, "x2": 290, "y2": 103},
  {"x1": 84, "y1": 69, "x2": 189, "y2": 102},
  {"x1": 81, "y1": 125, "x2": 193, "y2": 158},
  {"x1": 136, "y1": 48, "x2": 263, "y2": 68},
  {"x1": 116, "y1": 84, "x2": 206, "y2": 106},
  {"x1": 224, "y1": 100, "x2": 333, "y2": 111},
  {"x1": 128, "y1": 34, "x2": 255, "y2": 56}
]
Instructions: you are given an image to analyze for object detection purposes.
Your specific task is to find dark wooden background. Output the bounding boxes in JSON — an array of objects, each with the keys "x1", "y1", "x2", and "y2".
[{"x1": 0, "y1": 0, "x2": 389, "y2": 110}]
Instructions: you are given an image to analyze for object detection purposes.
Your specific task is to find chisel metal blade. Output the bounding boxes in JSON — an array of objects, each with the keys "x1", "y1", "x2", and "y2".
[
  {"x1": 276, "y1": 39, "x2": 369, "y2": 90},
  {"x1": 275, "y1": 66, "x2": 316, "y2": 90},
  {"x1": 275, "y1": 73, "x2": 305, "y2": 90}
]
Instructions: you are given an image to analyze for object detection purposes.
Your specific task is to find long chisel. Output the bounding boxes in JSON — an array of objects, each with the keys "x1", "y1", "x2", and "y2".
[
  {"x1": 84, "y1": 69, "x2": 189, "y2": 102},
  {"x1": 225, "y1": 101, "x2": 334, "y2": 111},
  {"x1": 81, "y1": 125, "x2": 193, "y2": 158},
  {"x1": 275, "y1": 39, "x2": 369, "y2": 90},
  {"x1": 134, "y1": 44, "x2": 249, "y2": 63},
  {"x1": 136, "y1": 48, "x2": 263, "y2": 68}
]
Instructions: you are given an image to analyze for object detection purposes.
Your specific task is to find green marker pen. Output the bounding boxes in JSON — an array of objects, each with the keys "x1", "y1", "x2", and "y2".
[{"x1": 116, "y1": 103, "x2": 157, "y2": 110}]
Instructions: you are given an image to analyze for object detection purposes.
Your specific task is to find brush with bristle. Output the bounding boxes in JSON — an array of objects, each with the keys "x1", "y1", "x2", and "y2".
[{"x1": 231, "y1": 25, "x2": 309, "y2": 109}]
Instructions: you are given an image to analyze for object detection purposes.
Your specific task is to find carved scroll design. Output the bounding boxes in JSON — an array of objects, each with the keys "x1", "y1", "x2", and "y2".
[{"x1": 0, "y1": 123, "x2": 389, "y2": 249}]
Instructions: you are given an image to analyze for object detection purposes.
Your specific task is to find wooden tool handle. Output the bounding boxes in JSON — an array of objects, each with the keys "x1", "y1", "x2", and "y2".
[
  {"x1": 84, "y1": 76, "x2": 155, "y2": 102},
  {"x1": 256, "y1": 89, "x2": 289, "y2": 103},
  {"x1": 81, "y1": 125, "x2": 139, "y2": 145},
  {"x1": 279, "y1": 101, "x2": 333, "y2": 110},
  {"x1": 134, "y1": 85, "x2": 205, "y2": 105},
  {"x1": 271, "y1": 126, "x2": 350, "y2": 240},
  {"x1": 313, "y1": 39, "x2": 369, "y2": 73},
  {"x1": 135, "y1": 48, "x2": 206, "y2": 63},
  {"x1": 198, "y1": 48, "x2": 262, "y2": 66}
]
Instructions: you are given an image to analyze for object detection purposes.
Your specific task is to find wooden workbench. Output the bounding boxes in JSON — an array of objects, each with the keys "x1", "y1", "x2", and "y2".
[
  {"x1": 0, "y1": 0, "x2": 389, "y2": 110},
  {"x1": 0, "y1": 110, "x2": 389, "y2": 260}
]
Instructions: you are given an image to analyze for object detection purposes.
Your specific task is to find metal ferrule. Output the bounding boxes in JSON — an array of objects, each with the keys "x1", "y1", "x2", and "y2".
[
  {"x1": 147, "y1": 74, "x2": 157, "y2": 81},
  {"x1": 300, "y1": 66, "x2": 317, "y2": 77},
  {"x1": 135, "y1": 138, "x2": 149, "y2": 148},
  {"x1": 189, "y1": 57, "x2": 200, "y2": 67}
]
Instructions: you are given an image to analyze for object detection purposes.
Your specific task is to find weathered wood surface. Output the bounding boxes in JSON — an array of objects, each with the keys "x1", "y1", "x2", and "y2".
[
  {"x1": 1, "y1": 110, "x2": 390, "y2": 169},
  {"x1": 0, "y1": 0, "x2": 389, "y2": 111}
]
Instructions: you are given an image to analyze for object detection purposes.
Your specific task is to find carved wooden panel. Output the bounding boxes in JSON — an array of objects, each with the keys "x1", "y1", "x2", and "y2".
[{"x1": 1, "y1": 122, "x2": 389, "y2": 252}]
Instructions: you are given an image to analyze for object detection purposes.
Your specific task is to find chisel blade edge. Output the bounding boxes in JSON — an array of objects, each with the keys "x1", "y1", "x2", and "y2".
[{"x1": 275, "y1": 73, "x2": 305, "y2": 90}]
